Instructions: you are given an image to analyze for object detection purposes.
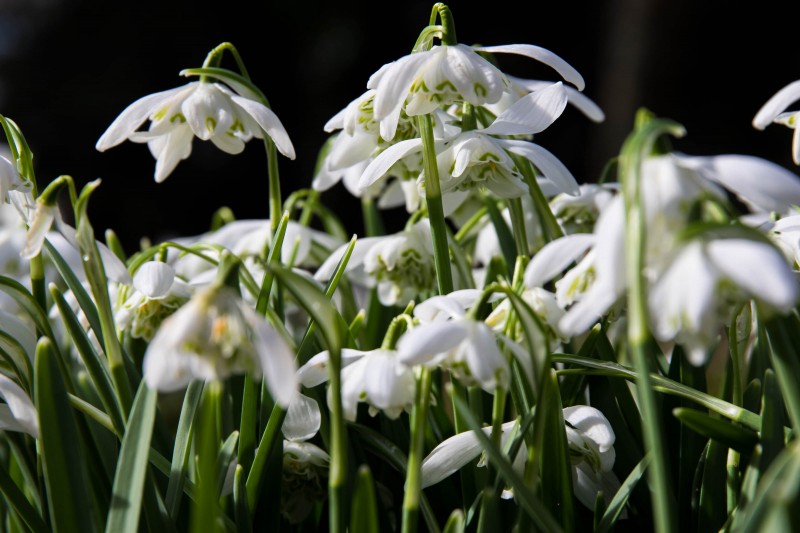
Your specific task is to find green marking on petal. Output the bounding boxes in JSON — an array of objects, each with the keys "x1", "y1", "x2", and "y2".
[{"x1": 474, "y1": 83, "x2": 487, "y2": 98}]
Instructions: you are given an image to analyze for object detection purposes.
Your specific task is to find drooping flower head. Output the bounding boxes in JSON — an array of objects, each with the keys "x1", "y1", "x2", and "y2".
[
  {"x1": 753, "y1": 80, "x2": 800, "y2": 164},
  {"x1": 96, "y1": 80, "x2": 295, "y2": 182}
]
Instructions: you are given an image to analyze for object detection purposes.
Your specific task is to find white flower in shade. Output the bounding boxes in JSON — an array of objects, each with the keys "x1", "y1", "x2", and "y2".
[
  {"x1": 648, "y1": 236, "x2": 798, "y2": 365},
  {"x1": 421, "y1": 405, "x2": 619, "y2": 511},
  {"x1": 0, "y1": 374, "x2": 38, "y2": 437},
  {"x1": 398, "y1": 292, "x2": 509, "y2": 392},
  {"x1": 314, "y1": 220, "x2": 436, "y2": 307},
  {"x1": 0, "y1": 155, "x2": 31, "y2": 204},
  {"x1": 96, "y1": 81, "x2": 295, "y2": 182},
  {"x1": 753, "y1": 80, "x2": 800, "y2": 164},
  {"x1": 142, "y1": 285, "x2": 297, "y2": 405},
  {"x1": 298, "y1": 347, "x2": 416, "y2": 422},
  {"x1": 368, "y1": 43, "x2": 584, "y2": 141},
  {"x1": 550, "y1": 183, "x2": 618, "y2": 235},
  {"x1": 116, "y1": 261, "x2": 192, "y2": 341},
  {"x1": 359, "y1": 82, "x2": 580, "y2": 200},
  {"x1": 769, "y1": 214, "x2": 800, "y2": 267}
]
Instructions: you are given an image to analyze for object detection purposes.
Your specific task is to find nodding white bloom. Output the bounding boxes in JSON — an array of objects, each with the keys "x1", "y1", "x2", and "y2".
[
  {"x1": 368, "y1": 43, "x2": 584, "y2": 142},
  {"x1": 485, "y1": 75, "x2": 605, "y2": 123},
  {"x1": 421, "y1": 406, "x2": 619, "y2": 511},
  {"x1": 96, "y1": 81, "x2": 295, "y2": 182},
  {"x1": 360, "y1": 82, "x2": 580, "y2": 200},
  {"x1": 142, "y1": 284, "x2": 297, "y2": 405},
  {"x1": 0, "y1": 155, "x2": 31, "y2": 204},
  {"x1": 116, "y1": 261, "x2": 192, "y2": 341},
  {"x1": 753, "y1": 80, "x2": 800, "y2": 164},
  {"x1": 648, "y1": 236, "x2": 798, "y2": 365},
  {"x1": 770, "y1": 214, "x2": 800, "y2": 267},
  {"x1": 0, "y1": 374, "x2": 38, "y2": 438},
  {"x1": 315, "y1": 220, "x2": 436, "y2": 307},
  {"x1": 298, "y1": 347, "x2": 416, "y2": 422},
  {"x1": 550, "y1": 183, "x2": 618, "y2": 235},
  {"x1": 398, "y1": 292, "x2": 510, "y2": 391}
]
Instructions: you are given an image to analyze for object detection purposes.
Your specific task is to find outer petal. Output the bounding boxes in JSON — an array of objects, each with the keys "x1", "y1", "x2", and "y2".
[
  {"x1": 20, "y1": 203, "x2": 56, "y2": 259},
  {"x1": 501, "y1": 140, "x2": 580, "y2": 196},
  {"x1": 524, "y1": 234, "x2": 595, "y2": 287},
  {"x1": 133, "y1": 262, "x2": 176, "y2": 299},
  {"x1": 370, "y1": 52, "x2": 433, "y2": 120},
  {"x1": 563, "y1": 405, "x2": 615, "y2": 453},
  {"x1": 359, "y1": 138, "x2": 423, "y2": 190},
  {"x1": 250, "y1": 311, "x2": 298, "y2": 407},
  {"x1": 441, "y1": 44, "x2": 506, "y2": 107},
  {"x1": 475, "y1": 44, "x2": 585, "y2": 91},
  {"x1": 283, "y1": 393, "x2": 321, "y2": 442},
  {"x1": 95, "y1": 84, "x2": 194, "y2": 150},
  {"x1": 753, "y1": 80, "x2": 800, "y2": 130},
  {"x1": 230, "y1": 95, "x2": 296, "y2": 159},
  {"x1": 153, "y1": 125, "x2": 194, "y2": 183},
  {"x1": 0, "y1": 374, "x2": 38, "y2": 437},
  {"x1": 210, "y1": 132, "x2": 246, "y2": 155},
  {"x1": 793, "y1": 125, "x2": 800, "y2": 166},
  {"x1": 679, "y1": 155, "x2": 800, "y2": 213},
  {"x1": 481, "y1": 82, "x2": 568, "y2": 136},
  {"x1": 708, "y1": 238, "x2": 798, "y2": 311},
  {"x1": 296, "y1": 348, "x2": 365, "y2": 387},
  {"x1": 397, "y1": 321, "x2": 469, "y2": 366}
]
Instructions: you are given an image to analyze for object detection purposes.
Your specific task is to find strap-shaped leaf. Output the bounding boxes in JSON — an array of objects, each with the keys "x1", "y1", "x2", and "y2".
[
  {"x1": 539, "y1": 369, "x2": 574, "y2": 532},
  {"x1": 35, "y1": 337, "x2": 95, "y2": 533},
  {"x1": 595, "y1": 455, "x2": 650, "y2": 533},
  {"x1": 105, "y1": 383, "x2": 158, "y2": 533},
  {"x1": 673, "y1": 407, "x2": 759, "y2": 453},
  {"x1": 350, "y1": 465, "x2": 379, "y2": 533},
  {"x1": 165, "y1": 381, "x2": 204, "y2": 518}
]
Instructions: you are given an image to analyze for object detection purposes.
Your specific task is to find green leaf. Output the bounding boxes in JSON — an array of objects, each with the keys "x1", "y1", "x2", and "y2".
[
  {"x1": 165, "y1": 381, "x2": 203, "y2": 519},
  {"x1": 105, "y1": 383, "x2": 158, "y2": 533},
  {"x1": 760, "y1": 369, "x2": 785, "y2": 471},
  {"x1": 35, "y1": 337, "x2": 95, "y2": 533},
  {"x1": 674, "y1": 407, "x2": 758, "y2": 453},
  {"x1": 50, "y1": 284, "x2": 124, "y2": 434},
  {"x1": 350, "y1": 465, "x2": 379, "y2": 533},
  {"x1": 483, "y1": 197, "x2": 515, "y2": 277},
  {"x1": 217, "y1": 431, "x2": 239, "y2": 495},
  {"x1": 255, "y1": 212, "x2": 289, "y2": 315},
  {"x1": 539, "y1": 369, "x2": 574, "y2": 532},
  {"x1": 764, "y1": 315, "x2": 800, "y2": 432},
  {"x1": 595, "y1": 455, "x2": 650, "y2": 533},
  {"x1": 697, "y1": 440, "x2": 728, "y2": 532},
  {"x1": 442, "y1": 509, "x2": 465, "y2": 533},
  {"x1": 233, "y1": 465, "x2": 251, "y2": 532},
  {"x1": 0, "y1": 462, "x2": 48, "y2": 533}
]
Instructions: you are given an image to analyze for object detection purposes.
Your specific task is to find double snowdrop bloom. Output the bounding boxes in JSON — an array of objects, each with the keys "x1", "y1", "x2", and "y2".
[
  {"x1": 359, "y1": 82, "x2": 580, "y2": 200},
  {"x1": 315, "y1": 220, "x2": 437, "y2": 307},
  {"x1": 96, "y1": 81, "x2": 295, "y2": 182},
  {"x1": 648, "y1": 236, "x2": 798, "y2": 365},
  {"x1": 397, "y1": 291, "x2": 510, "y2": 392},
  {"x1": 142, "y1": 284, "x2": 297, "y2": 406},
  {"x1": 753, "y1": 80, "x2": 800, "y2": 164},
  {"x1": 116, "y1": 261, "x2": 192, "y2": 341},
  {"x1": 421, "y1": 405, "x2": 619, "y2": 511},
  {"x1": 368, "y1": 43, "x2": 584, "y2": 142},
  {"x1": 298, "y1": 347, "x2": 416, "y2": 422}
]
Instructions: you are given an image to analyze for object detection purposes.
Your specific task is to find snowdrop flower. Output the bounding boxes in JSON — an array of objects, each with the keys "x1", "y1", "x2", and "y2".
[
  {"x1": 769, "y1": 214, "x2": 800, "y2": 266},
  {"x1": 421, "y1": 405, "x2": 619, "y2": 511},
  {"x1": 142, "y1": 284, "x2": 297, "y2": 406},
  {"x1": 298, "y1": 347, "x2": 416, "y2": 422},
  {"x1": 550, "y1": 183, "x2": 618, "y2": 235},
  {"x1": 368, "y1": 43, "x2": 584, "y2": 141},
  {"x1": 398, "y1": 292, "x2": 509, "y2": 391},
  {"x1": 485, "y1": 75, "x2": 605, "y2": 123},
  {"x1": 360, "y1": 82, "x2": 580, "y2": 200},
  {"x1": 753, "y1": 80, "x2": 800, "y2": 164},
  {"x1": 648, "y1": 236, "x2": 798, "y2": 365},
  {"x1": 96, "y1": 81, "x2": 295, "y2": 182},
  {"x1": 315, "y1": 220, "x2": 436, "y2": 307},
  {"x1": 0, "y1": 374, "x2": 38, "y2": 438},
  {"x1": 116, "y1": 261, "x2": 192, "y2": 341}
]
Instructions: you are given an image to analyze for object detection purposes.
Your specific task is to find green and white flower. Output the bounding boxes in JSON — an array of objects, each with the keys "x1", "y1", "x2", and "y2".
[{"x1": 96, "y1": 81, "x2": 295, "y2": 182}]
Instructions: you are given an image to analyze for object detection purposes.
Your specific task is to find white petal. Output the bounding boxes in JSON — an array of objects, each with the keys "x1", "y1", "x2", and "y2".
[
  {"x1": 421, "y1": 428, "x2": 488, "y2": 487},
  {"x1": 461, "y1": 322, "x2": 506, "y2": 389},
  {"x1": 680, "y1": 155, "x2": 800, "y2": 213},
  {"x1": 153, "y1": 126, "x2": 194, "y2": 183},
  {"x1": 133, "y1": 262, "x2": 176, "y2": 298},
  {"x1": 753, "y1": 80, "x2": 800, "y2": 130},
  {"x1": 509, "y1": 77, "x2": 605, "y2": 122},
  {"x1": 0, "y1": 374, "x2": 38, "y2": 437},
  {"x1": 793, "y1": 125, "x2": 800, "y2": 166},
  {"x1": 96, "y1": 84, "x2": 194, "y2": 151},
  {"x1": 708, "y1": 239, "x2": 798, "y2": 310},
  {"x1": 440, "y1": 44, "x2": 506, "y2": 107},
  {"x1": 481, "y1": 82, "x2": 568, "y2": 136},
  {"x1": 558, "y1": 285, "x2": 618, "y2": 337},
  {"x1": 296, "y1": 349, "x2": 365, "y2": 387},
  {"x1": 230, "y1": 95, "x2": 296, "y2": 159},
  {"x1": 359, "y1": 139, "x2": 423, "y2": 190},
  {"x1": 371, "y1": 52, "x2": 433, "y2": 120},
  {"x1": 475, "y1": 44, "x2": 585, "y2": 91},
  {"x1": 210, "y1": 132, "x2": 246, "y2": 155},
  {"x1": 525, "y1": 234, "x2": 595, "y2": 287},
  {"x1": 250, "y1": 313, "x2": 298, "y2": 407},
  {"x1": 501, "y1": 140, "x2": 580, "y2": 196},
  {"x1": 20, "y1": 203, "x2": 56, "y2": 259},
  {"x1": 283, "y1": 393, "x2": 321, "y2": 441},
  {"x1": 563, "y1": 405, "x2": 615, "y2": 453},
  {"x1": 397, "y1": 321, "x2": 469, "y2": 366}
]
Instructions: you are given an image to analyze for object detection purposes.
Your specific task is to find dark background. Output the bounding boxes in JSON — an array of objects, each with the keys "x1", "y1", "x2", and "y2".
[{"x1": 2, "y1": 0, "x2": 798, "y2": 250}]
